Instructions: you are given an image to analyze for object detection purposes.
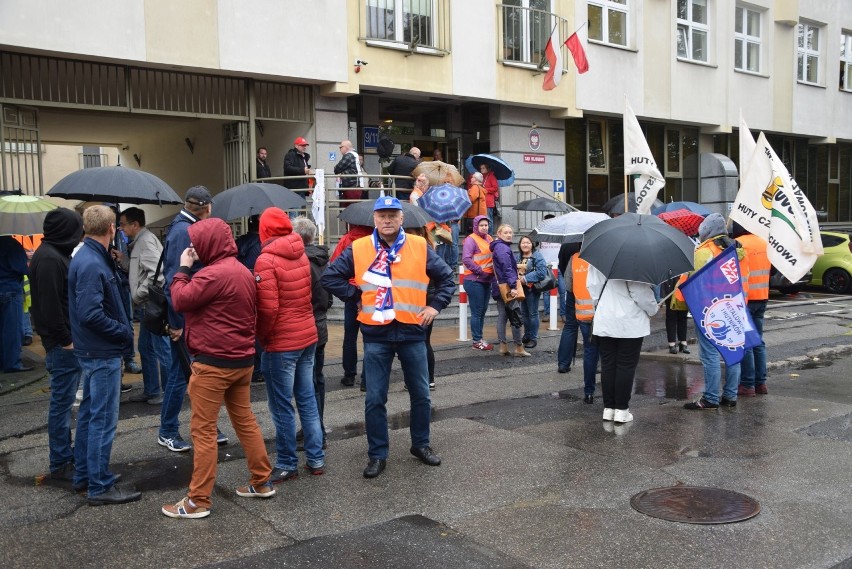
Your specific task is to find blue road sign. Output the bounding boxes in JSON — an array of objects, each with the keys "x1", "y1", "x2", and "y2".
[{"x1": 553, "y1": 179, "x2": 565, "y2": 194}]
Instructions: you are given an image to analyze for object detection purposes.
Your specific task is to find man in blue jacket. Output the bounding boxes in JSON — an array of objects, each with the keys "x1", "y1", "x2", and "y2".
[
  {"x1": 69, "y1": 205, "x2": 141, "y2": 505},
  {"x1": 158, "y1": 186, "x2": 220, "y2": 452}
]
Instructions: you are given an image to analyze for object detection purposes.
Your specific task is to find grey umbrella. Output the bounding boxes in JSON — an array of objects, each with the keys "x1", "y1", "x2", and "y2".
[
  {"x1": 514, "y1": 197, "x2": 578, "y2": 213},
  {"x1": 210, "y1": 183, "x2": 306, "y2": 221},
  {"x1": 601, "y1": 192, "x2": 664, "y2": 215},
  {"x1": 338, "y1": 199, "x2": 434, "y2": 229},
  {"x1": 579, "y1": 213, "x2": 694, "y2": 285},
  {"x1": 530, "y1": 211, "x2": 610, "y2": 243},
  {"x1": 47, "y1": 166, "x2": 182, "y2": 205}
]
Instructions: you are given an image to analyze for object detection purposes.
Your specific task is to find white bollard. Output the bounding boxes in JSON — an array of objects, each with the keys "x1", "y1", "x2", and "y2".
[
  {"x1": 458, "y1": 264, "x2": 468, "y2": 341},
  {"x1": 548, "y1": 262, "x2": 559, "y2": 331}
]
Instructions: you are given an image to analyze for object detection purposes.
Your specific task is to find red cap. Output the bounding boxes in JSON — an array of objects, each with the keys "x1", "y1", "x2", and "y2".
[{"x1": 294, "y1": 137, "x2": 309, "y2": 146}]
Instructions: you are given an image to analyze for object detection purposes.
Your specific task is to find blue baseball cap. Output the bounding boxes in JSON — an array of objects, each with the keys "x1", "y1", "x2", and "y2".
[{"x1": 373, "y1": 196, "x2": 403, "y2": 211}]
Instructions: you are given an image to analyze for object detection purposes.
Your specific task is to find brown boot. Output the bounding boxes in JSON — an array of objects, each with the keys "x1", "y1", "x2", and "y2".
[
  {"x1": 499, "y1": 342, "x2": 510, "y2": 356},
  {"x1": 513, "y1": 343, "x2": 531, "y2": 357}
]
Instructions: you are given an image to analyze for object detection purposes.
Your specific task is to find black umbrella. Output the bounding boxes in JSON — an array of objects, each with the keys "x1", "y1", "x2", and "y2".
[
  {"x1": 47, "y1": 166, "x2": 182, "y2": 205},
  {"x1": 210, "y1": 182, "x2": 306, "y2": 221},
  {"x1": 338, "y1": 199, "x2": 434, "y2": 229},
  {"x1": 579, "y1": 213, "x2": 694, "y2": 285},
  {"x1": 514, "y1": 197, "x2": 577, "y2": 213},
  {"x1": 601, "y1": 192, "x2": 664, "y2": 215}
]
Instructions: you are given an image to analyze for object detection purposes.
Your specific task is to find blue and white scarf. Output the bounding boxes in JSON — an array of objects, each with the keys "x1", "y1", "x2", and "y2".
[{"x1": 362, "y1": 228, "x2": 406, "y2": 323}]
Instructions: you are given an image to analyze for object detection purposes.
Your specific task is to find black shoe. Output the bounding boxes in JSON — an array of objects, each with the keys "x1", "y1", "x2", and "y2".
[
  {"x1": 4, "y1": 366, "x2": 34, "y2": 373},
  {"x1": 429, "y1": 381, "x2": 436, "y2": 391},
  {"x1": 679, "y1": 344, "x2": 691, "y2": 354},
  {"x1": 48, "y1": 462, "x2": 75, "y2": 483},
  {"x1": 120, "y1": 383, "x2": 132, "y2": 394},
  {"x1": 124, "y1": 361, "x2": 143, "y2": 374},
  {"x1": 363, "y1": 458, "x2": 386, "y2": 479},
  {"x1": 558, "y1": 367, "x2": 570, "y2": 374},
  {"x1": 251, "y1": 372, "x2": 265, "y2": 383},
  {"x1": 684, "y1": 398, "x2": 719, "y2": 410},
  {"x1": 341, "y1": 375, "x2": 355, "y2": 387},
  {"x1": 22, "y1": 336, "x2": 33, "y2": 346},
  {"x1": 521, "y1": 333, "x2": 530, "y2": 344},
  {"x1": 669, "y1": 345, "x2": 678, "y2": 354},
  {"x1": 410, "y1": 446, "x2": 441, "y2": 466},
  {"x1": 87, "y1": 485, "x2": 141, "y2": 506},
  {"x1": 360, "y1": 383, "x2": 366, "y2": 392},
  {"x1": 583, "y1": 394, "x2": 594, "y2": 404},
  {"x1": 270, "y1": 468, "x2": 298, "y2": 484},
  {"x1": 74, "y1": 473, "x2": 122, "y2": 493},
  {"x1": 720, "y1": 397, "x2": 737, "y2": 407},
  {"x1": 523, "y1": 339, "x2": 537, "y2": 349}
]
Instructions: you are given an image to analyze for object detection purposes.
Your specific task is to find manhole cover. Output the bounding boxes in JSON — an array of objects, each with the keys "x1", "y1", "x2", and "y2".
[{"x1": 630, "y1": 486, "x2": 760, "y2": 524}]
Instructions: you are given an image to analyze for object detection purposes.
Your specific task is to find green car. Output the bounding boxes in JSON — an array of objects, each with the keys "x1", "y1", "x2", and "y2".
[{"x1": 810, "y1": 231, "x2": 852, "y2": 294}]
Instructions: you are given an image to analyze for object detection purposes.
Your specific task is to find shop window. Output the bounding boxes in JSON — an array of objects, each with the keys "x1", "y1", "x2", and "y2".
[
  {"x1": 588, "y1": 0, "x2": 628, "y2": 47},
  {"x1": 501, "y1": 0, "x2": 554, "y2": 65},
  {"x1": 677, "y1": 0, "x2": 709, "y2": 63},
  {"x1": 797, "y1": 22, "x2": 821, "y2": 85},
  {"x1": 734, "y1": 5, "x2": 761, "y2": 73}
]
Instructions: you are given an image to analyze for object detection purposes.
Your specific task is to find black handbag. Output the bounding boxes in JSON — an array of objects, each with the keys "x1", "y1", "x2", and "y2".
[
  {"x1": 532, "y1": 268, "x2": 557, "y2": 292},
  {"x1": 141, "y1": 251, "x2": 169, "y2": 336},
  {"x1": 505, "y1": 299, "x2": 524, "y2": 328}
]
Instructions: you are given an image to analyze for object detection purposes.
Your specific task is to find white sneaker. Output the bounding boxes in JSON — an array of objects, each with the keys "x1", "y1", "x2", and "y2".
[
  {"x1": 613, "y1": 409, "x2": 634, "y2": 423},
  {"x1": 73, "y1": 388, "x2": 83, "y2": 407},
  {"x1": 602, "y1": 408, "x2": 615, "y2": 421}
]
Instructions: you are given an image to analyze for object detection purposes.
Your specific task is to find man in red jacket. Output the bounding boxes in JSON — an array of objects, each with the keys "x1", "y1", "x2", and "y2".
[{"x1": 161, "y1": 218, "x2": 274, "y2": 519}]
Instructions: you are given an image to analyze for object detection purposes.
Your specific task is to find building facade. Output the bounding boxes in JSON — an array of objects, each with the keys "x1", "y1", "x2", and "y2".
[{"x1": 1, "y1": 0, "x2": 850, "y2": 238}]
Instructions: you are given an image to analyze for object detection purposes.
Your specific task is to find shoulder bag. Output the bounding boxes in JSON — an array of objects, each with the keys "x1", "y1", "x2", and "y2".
[
  {"x1": 532, "y1": 259, "x2": 558, "y2": 292},
  {"x1": 141, "y1": 250, "x2": 169, "y2": 336}
]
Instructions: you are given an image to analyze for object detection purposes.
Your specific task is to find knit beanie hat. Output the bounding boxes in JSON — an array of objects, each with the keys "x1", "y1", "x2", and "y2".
[{"x1": 698, "y1": 213, "x2": 727, "y2": 243}]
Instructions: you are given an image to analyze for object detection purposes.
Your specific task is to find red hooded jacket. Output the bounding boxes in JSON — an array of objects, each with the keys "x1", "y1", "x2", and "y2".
[
  {"x1": 171, "y1": 218, "x2": 256, "y2": 368},
  {"x1": 254, "y1": 208, "x2": 317, "y2": 352}
]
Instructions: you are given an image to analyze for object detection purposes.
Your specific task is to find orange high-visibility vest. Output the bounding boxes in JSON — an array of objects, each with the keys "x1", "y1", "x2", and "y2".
[
  {"x1": 469, "y1": 233, "x2": 494, "y2": 274},
  {"x1": 737, "y1": 234, "x2": 770, "y2": 301},
  {"x1": 571, "y1": 253, "x2": 595, "y2": 322},
  {"x1": 353, "y1": 234, "x2": 429, "y2": 326}
]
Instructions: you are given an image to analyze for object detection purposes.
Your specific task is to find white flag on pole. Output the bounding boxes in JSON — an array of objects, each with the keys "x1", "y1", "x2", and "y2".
[
  {"x1": 731, "y1": 133, "x2": 822, "y2": 282},
  {"x1": 623, "y1": 99, "x2": 666, "y2": 214},
  {"x1": 738, "y1": 111, "x2": 756, "y2": 183},
  {"x1": 311, "y1": 168, "x2": 326, "y2": 235}
]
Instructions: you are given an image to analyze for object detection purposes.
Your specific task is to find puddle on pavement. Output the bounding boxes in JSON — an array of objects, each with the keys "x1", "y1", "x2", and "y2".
[
  {"x1": 633, "y1": 359, "x2": 705, "y2": 401},
  {"x1": 797, "y1": 359, "x2": 833, "y2": 370}
]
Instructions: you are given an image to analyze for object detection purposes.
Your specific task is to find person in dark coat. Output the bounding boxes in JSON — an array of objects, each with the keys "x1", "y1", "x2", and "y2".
[
  {"x1": 385, "y1": 147, "x2": 420, "y2": 201},
  {"x1": 236, "y1": 215, "x2": 264, "y2": 382},
  {"x1": 283, "y1": 137, "x2": 312, "y2": 194},
  {"x1": 256, "y1": 147, "x2": 271, "y2": 180},
  {"x1": 490, "y1": 223, "x2": 529, "y2": 357},
  {"x1": 29, "y1": 208, "x2": 84, "y2": 483},
  {"x1": 292, "y1": 216, "x2": 332, "y2": 448},
  {"x1": 0, "y1": 236, "x2": 30, "y2": 373}
]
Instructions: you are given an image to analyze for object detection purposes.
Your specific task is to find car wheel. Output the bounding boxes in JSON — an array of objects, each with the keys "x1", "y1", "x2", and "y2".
[{"x1": 823, "y1": 268, "x2": 852, "y2": 294}]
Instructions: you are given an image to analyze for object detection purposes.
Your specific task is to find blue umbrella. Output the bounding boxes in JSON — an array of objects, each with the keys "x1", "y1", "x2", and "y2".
[
  {"x1": 652, "y1": 201, "x2": 712, "y2": 216},
  {"x1": 417, "y1": 183, "x2": 471, "y2": 223},
  {"x1": 464, "y1": 155, "x2": 476, "y2": 175},
  {"x1": 471, "y1": 154, "x2": 515, "y2": 187}
]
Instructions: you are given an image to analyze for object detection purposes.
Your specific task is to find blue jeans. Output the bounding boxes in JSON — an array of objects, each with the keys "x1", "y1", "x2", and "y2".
[
  {"x1": 449, "y1": 220, "x2": 460, "y2": 269},
  {"x1": 159, "y1": 337, "x2": 187, "y2": 439},
  {"x1": 363, "y1": 341, "x2": 431, "y2": 460},
  {"x1": 466, "y1": 280, "x2": 490, "y2": 343},
  {"x1": 314, "y1": 342, "x2": 326, "y2": 433},
  {"x1": 520, "y1": 288, "x2": 542, "y2": 340},
  {"x1": 342, "y1": 299, "x2": 362, "y2": 379},
  {"x1": 262, "y1": 345, "x2": 324, "y2": 470},
  {"x1": 740, "y1": 301, "x2": 767, "y2": 388},
  {"x1": 0, "y1": 290, "x2": 23, "y2": 370},
  {"x1": 73, "y1": 357, "x2": 122, "y2": 497},
  {"x1": 697, "y1": 331, "x2": 741, "y2": 404},
  {"x1": 558, "y1": 319, "x2": 599, "y2": 395},
  {"x1": 557, "y1": 303, "x2": 578, "y2": 370},
  {"x1": 46, "y1": 346, "x2": 81, "y2": 472},
  {"x1": 21, "y1": 308, "x2": 32, "y2": 338},
  {"x1": 136, "y1": 307, "x2": 170, "y2": 397}
]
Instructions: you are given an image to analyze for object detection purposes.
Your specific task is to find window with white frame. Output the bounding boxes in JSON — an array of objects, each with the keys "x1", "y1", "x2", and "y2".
[
  {"x1": 677, "y1": 0, "x2": 709, "y2": 62},
  {"x1": 588, "y1": 0, "x2": 628, "y2": 47},
  {"x1": 841, "y1": 32, "x2": 852, "y2": 91},
  {"x1": 501, "y1": 0, "x2": 554, "y2": 65},
  {"x1": 797, "y1": 22, "x2": 821, "y2": 84},
  {"x1": 366, "y1": 0, "x2": 435, "y2": 47},
  {"x1": 734, "y1": 5, "x2": 761, "y2": 72}
]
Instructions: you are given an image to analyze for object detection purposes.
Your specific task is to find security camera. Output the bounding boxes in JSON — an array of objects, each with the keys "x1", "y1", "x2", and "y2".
[{"x1": 355, "y1": 59, "x2": 368, "y2": 66}]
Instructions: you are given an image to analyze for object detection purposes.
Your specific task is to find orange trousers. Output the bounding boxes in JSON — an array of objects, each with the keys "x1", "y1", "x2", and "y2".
[{"x1": 187, "y1": 362, "x2": 271, "y2": 509}]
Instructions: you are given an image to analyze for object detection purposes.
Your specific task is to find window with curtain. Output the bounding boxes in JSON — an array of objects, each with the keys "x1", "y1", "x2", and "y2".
[
  {"x1": 797, "y1": 22, "x2": 821, "y2": 84},
  {"x1": 734, "y1": 5, "x2": 761, "y2": 72},
  {"x1": 366, "y1": 0, "x2": 435, "y2": 47},
  {"x1": 588, "y1": 0, "x2": 628, "y2": 47},
  {"x1": 677, "y1": 0, "x2": 709, "y2": 62}
]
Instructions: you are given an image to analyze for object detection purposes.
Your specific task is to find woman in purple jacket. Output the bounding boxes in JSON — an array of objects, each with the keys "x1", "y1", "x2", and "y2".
[{"x1": 489, "y1": 224, "x2": 531, "y2": 357}]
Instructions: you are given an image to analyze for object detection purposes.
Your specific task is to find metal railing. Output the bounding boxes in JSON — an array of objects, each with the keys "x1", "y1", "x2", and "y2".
[
  {"x1": 498, "y1": 4, "x2": 567, "y2": 67},
  {"x1": 359, "y1": 0, "x2": 450, "y2": 54},
  {"x1": 513, "y1": 183, "x2": 578, "y2": 235}
]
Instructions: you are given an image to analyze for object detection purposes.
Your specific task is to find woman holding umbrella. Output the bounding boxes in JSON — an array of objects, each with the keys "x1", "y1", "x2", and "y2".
[
  {"x1": 480, "y1": 164, "x2": 499, "y2": 229},
  {"x1": 490, "y1": 224, "x2": 530, "y2": 357}
]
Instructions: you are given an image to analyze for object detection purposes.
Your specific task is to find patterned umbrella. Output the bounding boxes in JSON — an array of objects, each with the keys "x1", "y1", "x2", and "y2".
[
  {"x1": 411, "y1": 161, "x2": 465, "y2": 187},
  {"x1": 657, "y1": 209, "x2": 705, "y2": 237},
  {"x1": 417, "y1": 183, "x2": 471, "y2": 223},
  {"x1": 0, "y1": 195, "x2": 59, "y2": 236}
]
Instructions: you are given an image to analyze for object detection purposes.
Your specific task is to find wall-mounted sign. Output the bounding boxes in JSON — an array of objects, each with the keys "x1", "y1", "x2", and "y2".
[
  {"x1": 523, "y1": 154, "x2": 545, "y2": 164},
  {"x1": 329, "y1": 152, "x2": 337, "y2": 161},
  {"x1": 528, "y1": 128, "x2": 541, "y2": 151},
  {"x1": 553, "y1": 179, "x2": 565, "y2": 193},
  {"x1": 363, "y1": 126, "x2": 379, "y2": 150}
]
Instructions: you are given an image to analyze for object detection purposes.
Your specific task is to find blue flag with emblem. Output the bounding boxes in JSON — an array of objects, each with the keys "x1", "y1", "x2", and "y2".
[{"x1": 679, "y1": 245, "x2": 760, "y2": 366}]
